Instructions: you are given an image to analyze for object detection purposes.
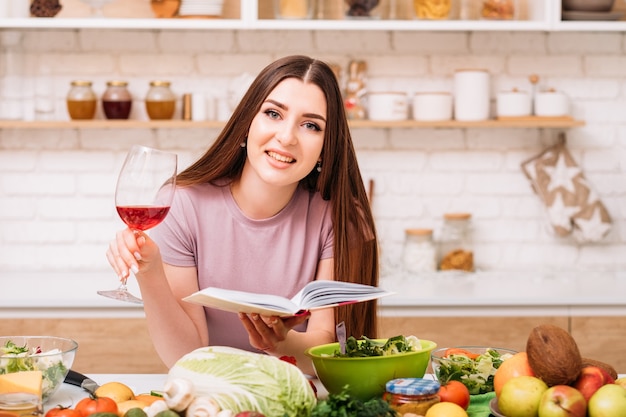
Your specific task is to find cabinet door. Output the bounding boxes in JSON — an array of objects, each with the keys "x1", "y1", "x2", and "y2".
[
  {"x1": 570, "y1": 316, "x2": 626, "y2": 374},
  {"x1": 378, "y1": 316, "x2": 569, "y2": 354},
  {"x1": 1, "y1": 318, "x2": 168, "y2": 374}
]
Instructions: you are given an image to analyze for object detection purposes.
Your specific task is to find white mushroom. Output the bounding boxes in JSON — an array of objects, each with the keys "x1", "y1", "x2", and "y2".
[{"x1": 163, "y1": 378, "x2": 196, "y2": 412}]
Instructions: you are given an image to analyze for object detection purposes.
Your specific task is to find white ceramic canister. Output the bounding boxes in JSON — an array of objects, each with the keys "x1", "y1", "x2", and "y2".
[
  {"x1": 367, "y1": 92, "x2": 409, "y2": 121},
  {"x1": 453, "y1": 69, "x2": 490, "y2": 121},
  {"x1": 534, "y1": 89, "x2": 569, "y2": 117},
  {"x1": 496, "y1": 89, "x2": 531, "y2": 118},
  {"x1": 412, "y1": 92, "x2": 453, "y2": 121}
]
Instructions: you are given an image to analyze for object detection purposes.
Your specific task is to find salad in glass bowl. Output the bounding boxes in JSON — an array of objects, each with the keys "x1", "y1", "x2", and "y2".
[
  {"x1": 431, "y1": 346, "x2": 516, "y2": 395},
  {"x1": 0, "y1": 336, "x2": 78, "y2": 401}
]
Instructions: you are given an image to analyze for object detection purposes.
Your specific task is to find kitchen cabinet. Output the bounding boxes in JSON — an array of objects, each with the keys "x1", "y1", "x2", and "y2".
[
  {"x1": 0, "y1": 0, "x2": 624, "y2": 31},
  {"x1": 379, "y1": 315, "x2": 626, "y2": 374}
]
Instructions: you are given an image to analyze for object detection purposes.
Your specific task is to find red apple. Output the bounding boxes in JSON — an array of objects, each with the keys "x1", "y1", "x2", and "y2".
[
  {"x1": 588, "y1": 384, "x2": 626, "y2": 417},
  {"x1": 538, "y1": 385, "x2": 586, "y2": 417},
  {"x1": 573, "y1": 366, "x2": 615, "y2": 402}
]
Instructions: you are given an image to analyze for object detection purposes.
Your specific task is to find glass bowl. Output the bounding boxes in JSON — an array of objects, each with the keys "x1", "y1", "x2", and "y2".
[
  {"x1": 430, "y1": 346, "x2": 516, "y2": 395},
  {"x1": 0, "y1": 336, "x2": 78, "y2": 401}
]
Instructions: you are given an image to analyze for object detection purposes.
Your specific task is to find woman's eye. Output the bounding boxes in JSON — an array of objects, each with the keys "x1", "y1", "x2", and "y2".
[
  {"x1": 265, "y1": 109, "x2": 280, "y2": 119},
  {"x1": 303, "y1": 121, "x2": 322, "y2": 132}
]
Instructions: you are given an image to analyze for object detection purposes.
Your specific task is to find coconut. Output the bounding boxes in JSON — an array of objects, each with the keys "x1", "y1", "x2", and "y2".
[{"x1": 526, "y1": 324, "x2": 582, "y2": 386}]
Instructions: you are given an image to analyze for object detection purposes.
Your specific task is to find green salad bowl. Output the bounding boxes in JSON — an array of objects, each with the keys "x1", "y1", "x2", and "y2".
[{"x1": 305, "y1": 338, "x2": 437, "y2": 401}]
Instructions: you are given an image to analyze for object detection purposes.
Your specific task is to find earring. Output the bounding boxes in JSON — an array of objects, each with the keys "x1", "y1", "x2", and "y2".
[
  {"x1": 240, "y1": 141, "x2": 246, "y2": 148},
  {"x1": 316, "y1": 161, "x2": 322, "y2": 172}
]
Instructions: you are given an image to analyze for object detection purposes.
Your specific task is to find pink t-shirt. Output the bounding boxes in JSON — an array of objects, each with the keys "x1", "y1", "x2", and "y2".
[{"x1": 150, "y1": 181, "x2": 334, "y2": 350}]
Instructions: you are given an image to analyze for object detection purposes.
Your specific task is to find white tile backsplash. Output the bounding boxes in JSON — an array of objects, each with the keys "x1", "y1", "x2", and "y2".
[{"x1": 0, "y1": 28, "x2": 625, "y2": 279}]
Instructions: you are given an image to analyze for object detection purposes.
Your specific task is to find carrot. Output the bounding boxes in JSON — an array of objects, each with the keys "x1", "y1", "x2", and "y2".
[{"x1": 444, "y1": 348, "x2": 481, "y2": 360}]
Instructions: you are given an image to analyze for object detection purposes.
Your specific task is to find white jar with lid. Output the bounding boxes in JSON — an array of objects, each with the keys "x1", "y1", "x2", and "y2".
[
  {"x1": 402, "y1": 229, "x2": 437, "y2": 274},
  {"x1": 438, "y1": 213, "x2": 474, "y2": 272},
  {"x1": 454, "y1": 69, "x2": 490, "y2": 121}
]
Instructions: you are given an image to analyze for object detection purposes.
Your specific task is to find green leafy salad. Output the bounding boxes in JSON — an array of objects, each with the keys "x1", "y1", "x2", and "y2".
[
  {"x1": 435, "y1": 348, "x2": 512, "y2": 395},
  {"x1": 332, "y1": 335, "x2": 421, "y2": 357},
  {"x1": 0, "y1": 340, "x2": 68, "y2": 398}
]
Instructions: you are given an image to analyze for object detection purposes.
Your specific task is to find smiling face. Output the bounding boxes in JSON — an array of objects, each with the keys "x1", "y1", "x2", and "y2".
[{"x1": 242, "y1": 77, "x2": 327, "y2": 191}]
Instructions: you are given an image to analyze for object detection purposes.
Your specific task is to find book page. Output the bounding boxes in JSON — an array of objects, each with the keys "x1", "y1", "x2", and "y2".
[
  {"x1": 291, "y1": 280, "x2": 394, "y2": 310},
  {"x1": 183, "y1": 287, "x2": 300, "y2": 316}
]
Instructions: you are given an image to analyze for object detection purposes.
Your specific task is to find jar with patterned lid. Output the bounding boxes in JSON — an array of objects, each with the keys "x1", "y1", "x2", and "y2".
[
  {"x1": 102, "y1": 81, "x2": 132, "y2": 120},
  {"x1": 145, "y1": 81, "x2": 176, "y2": 120},
  {"x1": 402, "y1": 228, "x2": 437, "y2": 274},
  {"x1": 66, "y1": 81, "x2": 97, "y2": 120},
  {"x1": 384, "y1": 378, "x2": 440, "y2": 415},
  {"x1": 438, "y1": 212, "x2": 474, "y2": 272}
]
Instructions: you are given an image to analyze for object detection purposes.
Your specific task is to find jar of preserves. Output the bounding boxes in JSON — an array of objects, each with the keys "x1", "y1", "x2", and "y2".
[
  {"x1": 384, "y1": 378, "x2": 440, "y2": 415},
  {"x1": 439, "y1": 212, "x2": 474, "y2": 272},
  {"x1": 66, "y1": 80, "x2": 97, "y2": 120},
  {"x1": 481, "y1": 0, "x2": 516, "y2": 20},
  {"x1": 0, "y1": 392, "x2": 42, "y2": 417},
  {"x1": 402, "y1": 229, "x2": 437, "y2": 274},
  {"x1": 145, "y1": 81, "x2": 176, "y2": 120},
  {"x1": 413, "y1": 0, "x2": 451, "y2": 20},
  {"x1": 102, "y1": 81, "x2": 132, "y2": 120}
]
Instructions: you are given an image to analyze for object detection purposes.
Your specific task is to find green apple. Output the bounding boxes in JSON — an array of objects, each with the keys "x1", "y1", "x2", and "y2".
[
  {"x1": 498, "y1": 375, "x2": 549, "y2": 417},
  {"x1": 588, "y1": 384, "x2": 626, "y2": 417}
]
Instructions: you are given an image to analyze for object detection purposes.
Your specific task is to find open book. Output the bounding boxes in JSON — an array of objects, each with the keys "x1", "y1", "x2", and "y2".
[{"x1": 183, "y1": 280, "x2": 394, "y2": 317}]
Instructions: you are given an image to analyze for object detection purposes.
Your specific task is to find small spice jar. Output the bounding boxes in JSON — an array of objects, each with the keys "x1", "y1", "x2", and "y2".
[
  {"x1": 384, "y1": 378, "x2": 440, "y2": 415},
  {"x1": 145, "y1": 81, "x2": 176, "y2": 120},
  {"x1": 481, "y1": 0, "x2": 516, "y2": 20},
  {"x1": 402, "y1": 229, "x2": 437, "y2": 274},
  {"x1": 66, "y1": 80, "x2": 97, "y2": 120},
  {"x1": 274, "y1": 0, "x2": 313, "y2": 19},
  {"x1": 439, "y1": 212, "x2": 474, "y2": 272},
  {"x1": 102, "y1": 81, "x2": 132, "y2": 120}
]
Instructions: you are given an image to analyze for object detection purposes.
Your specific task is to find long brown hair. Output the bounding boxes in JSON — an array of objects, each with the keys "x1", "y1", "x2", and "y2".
[{"x1": 176, "y1": 55, "x2": 379, "y2": 340}]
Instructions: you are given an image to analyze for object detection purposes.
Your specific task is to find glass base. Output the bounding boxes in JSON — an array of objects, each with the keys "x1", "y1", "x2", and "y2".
[{"x1": 97, "y1": 289, "x2": 143, "y2": 304}]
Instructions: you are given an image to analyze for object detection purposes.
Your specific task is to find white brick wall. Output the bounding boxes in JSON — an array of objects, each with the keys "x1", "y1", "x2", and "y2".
[{"x1": 1, "y1": 29, "x2": 625, "y2": 279}]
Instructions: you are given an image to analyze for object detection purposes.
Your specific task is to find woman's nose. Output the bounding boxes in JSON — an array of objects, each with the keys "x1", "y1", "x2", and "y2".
[{"x1": 275, "y1": 122, "x2": 298, "y2": 146}]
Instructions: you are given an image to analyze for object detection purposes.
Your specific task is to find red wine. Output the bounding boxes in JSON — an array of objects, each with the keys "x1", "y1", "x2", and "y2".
[{"x1": 116, "y1": 205, "x2": 170, "y2": 230}]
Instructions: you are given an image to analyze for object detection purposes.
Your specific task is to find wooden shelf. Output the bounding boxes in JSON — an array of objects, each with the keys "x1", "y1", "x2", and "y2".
[{"x1": 0, "y1": 117, "x2": 585, "y2": 130}]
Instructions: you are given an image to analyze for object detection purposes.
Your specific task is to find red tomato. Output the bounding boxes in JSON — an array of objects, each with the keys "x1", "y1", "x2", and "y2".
[
  {"x1": 45, "y1": 407, "x2": 82, "y2": 417},
  {"x1": 74, "y1": 395, "x2": 118, "y2": 417},
  {"x1": 444, "y1": 348, "x2": 480, "y2": 360},
  {"x1": 438, "y1": 380, "x2": 471, "y2": 410}
]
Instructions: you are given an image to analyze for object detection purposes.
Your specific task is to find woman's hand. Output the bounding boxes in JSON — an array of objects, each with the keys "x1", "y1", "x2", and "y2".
[
  {"x1": 106, "y1": 228, "x2": 161, "y2": 281},
  {"x1": 238, "y1": 312, "x2": 310, "y2": 352}
]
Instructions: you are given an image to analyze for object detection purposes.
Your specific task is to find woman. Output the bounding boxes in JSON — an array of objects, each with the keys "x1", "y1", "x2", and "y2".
[{"x1": 106, "y1": 55, "x2": 378, "y2": 375}]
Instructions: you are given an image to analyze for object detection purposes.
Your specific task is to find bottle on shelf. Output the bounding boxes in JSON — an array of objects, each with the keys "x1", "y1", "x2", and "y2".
[
  {"x1": 102, "y1": 81, "x2": 132, "y2": 120},
  {"x1": 438, "y1": 212, "x2": 474, "y2": 272},
  {"x1": 145, "y1": 81, "x2": 176, "y2": 120},
  {"x1": 402, "y1": 228, "x2": 437, "y2": 274},
  {"x1": 66, "y1": 81, "x2": 97, "y2": 120}
]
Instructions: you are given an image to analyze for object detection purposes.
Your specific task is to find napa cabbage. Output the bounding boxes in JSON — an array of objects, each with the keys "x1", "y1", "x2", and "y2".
[{"x1": 168, "y1": 346, "x2": 316, "y2": 417}]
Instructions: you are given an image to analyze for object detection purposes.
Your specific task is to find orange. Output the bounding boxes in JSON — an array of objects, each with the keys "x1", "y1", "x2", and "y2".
[
  {"x1": 425, "y1": 402, "x2": 468, "y2": 417},
  {"x1": 134, "y1": 394, "x2": 165, "y2": 406},
  {"x1": 493, "y1": 351, "x2": 535, "y2": 397},
  {"x1": 116, "y1": 400, "x2": 147, "y2": 416},
  {"x1": 95, "y1": 381, "x2": 136, "y2": 404}
]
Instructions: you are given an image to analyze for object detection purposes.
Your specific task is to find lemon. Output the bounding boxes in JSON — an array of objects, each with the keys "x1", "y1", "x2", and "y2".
[
  {"x1": 95, "y1": 381, "x2": 136, "y2": 404},
  {"x1": 425, "y1": 402, "x2": 468, "y2": 417}
]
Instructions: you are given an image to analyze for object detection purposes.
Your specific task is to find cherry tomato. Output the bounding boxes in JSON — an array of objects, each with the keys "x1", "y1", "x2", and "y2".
[
  {"x1": 74, "y1": 395, "x2": 118, "y2": 417},
  {"x1": 45, "y1": 407, "x2": 83, "y2": 417},
  {"x1": 438, "y1": 380, "x2": 471, "y2": 410}
]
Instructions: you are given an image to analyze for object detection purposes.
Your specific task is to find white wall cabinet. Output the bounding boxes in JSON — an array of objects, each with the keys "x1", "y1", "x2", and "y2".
[{"x1": 0, "y1": 0, "x2": 624, "y2": 31}]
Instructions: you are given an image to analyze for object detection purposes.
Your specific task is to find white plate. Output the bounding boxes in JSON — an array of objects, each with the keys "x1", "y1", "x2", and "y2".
[
  {"x1": 562, "y1": 10, "x2": 624, "y2": 21},
  {"x1": 489, "y1": 398, "x2": 507, "y2": 417}
]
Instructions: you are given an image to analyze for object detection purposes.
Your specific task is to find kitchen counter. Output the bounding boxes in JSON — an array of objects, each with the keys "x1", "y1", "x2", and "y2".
[{"x1": 2, "y1": 270, "x2": 625, "y2": 318}]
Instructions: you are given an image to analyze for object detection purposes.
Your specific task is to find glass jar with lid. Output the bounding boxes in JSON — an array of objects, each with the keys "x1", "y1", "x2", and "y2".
[
  {"x1": 66, "y1": 81, "x2": 97, "y2": 120},
  {"x1": 402, "y1": 229, "x2": 437, "y2": 274},
  {"x1": 481, "y1": 0, "x2": 516, "y2": 20},
  {"x1": 384, "y1": 378, "x2": 440, "y2": 415},
  {"x1": 102, "y1": 81, "x2": 132, "y2": 120},
  {"x1": 438, "y1": 212, "x2": 474, "y2": 272},
  {"x1": 145, "y1": 81, "x2": 176, "y2": 120}
]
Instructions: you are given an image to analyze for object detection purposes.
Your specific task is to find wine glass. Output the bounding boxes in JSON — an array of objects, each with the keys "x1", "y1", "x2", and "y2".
[{"x1": 98, "y1": 145, "x2": 177, "y2": 304}]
